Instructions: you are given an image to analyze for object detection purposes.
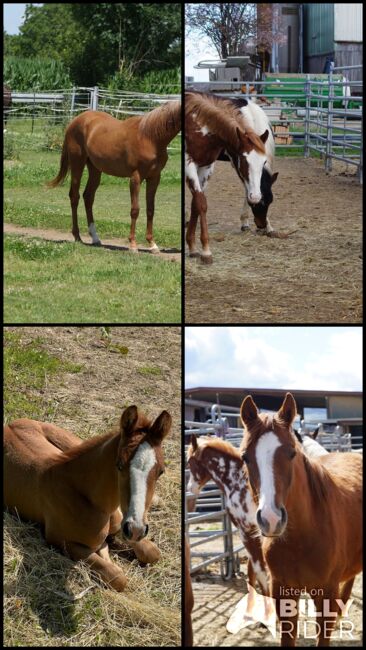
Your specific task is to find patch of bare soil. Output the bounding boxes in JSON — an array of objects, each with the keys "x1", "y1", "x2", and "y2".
[
  {"x1": 192, "y1": 564, "x2": 363, "y2": 647},
  {"x1": 4, "y1": 224, "x2": 181, "y2": 263},
  {"x1": 6, "y1": 326, "x2": 181, "y2": 434},
  {"x1": 185, "y1": 158, "x2": 362, "y2": 323}
]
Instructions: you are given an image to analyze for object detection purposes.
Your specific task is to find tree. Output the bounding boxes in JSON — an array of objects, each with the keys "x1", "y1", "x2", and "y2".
[{"x1": 185, "y1": 3, "x2": 286, "y2": 70}]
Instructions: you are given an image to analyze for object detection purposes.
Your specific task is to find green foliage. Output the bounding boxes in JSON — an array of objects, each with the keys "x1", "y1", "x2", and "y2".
[
  {"x1": 4, "y1": 56, "x2": 72, "y2": 91},
  {"x1": 108, "y1": 68, "x2": 180, "y2": 94},
  {"x1": 6, "y1": 3, "x2": 182, "y2": 87}
]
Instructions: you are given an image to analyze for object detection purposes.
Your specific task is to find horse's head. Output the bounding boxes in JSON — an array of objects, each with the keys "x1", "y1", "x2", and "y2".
[
  {"x1": 116, "y1": 405, "x2": 171, "y2": 542},
  {"x1": 236, "y1": 128, "x2": 279, "y2": 231},
  {"x1": 186, "y1": 434, "x2": 212, "y2": 495},
  {"x1": 240, "y1": 393, "x2": 298, "y2": 538}
]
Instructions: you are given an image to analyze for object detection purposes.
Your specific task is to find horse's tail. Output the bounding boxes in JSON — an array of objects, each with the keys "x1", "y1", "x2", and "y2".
[{"x1": 47, "y1": 138, "x2": 69, "y2": 187}]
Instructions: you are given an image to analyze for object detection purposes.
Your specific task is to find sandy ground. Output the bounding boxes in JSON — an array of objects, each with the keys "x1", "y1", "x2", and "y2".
[
  {"x1": 191, "y1": 561, "x2": 363, "y2": 647},
  {"x1": 4, "y1": 224, "x2": 181, "y2": 263},
  {"x1": 185, "y1": 157, "x2": 362, "y2": 323}
]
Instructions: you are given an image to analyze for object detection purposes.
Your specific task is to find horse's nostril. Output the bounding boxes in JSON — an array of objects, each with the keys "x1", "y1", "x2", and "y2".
[{"x1": 123, "y1": 522, "x2": 131, "y2": 539}]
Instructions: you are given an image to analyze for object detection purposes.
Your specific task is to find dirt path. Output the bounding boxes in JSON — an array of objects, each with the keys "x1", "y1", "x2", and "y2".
[
  {"x1": 185, "y1": 157, "x2": 362, "y2": 323},
  {"x1": 4, "y1": 223, "x2": 181, "y2": 263}
]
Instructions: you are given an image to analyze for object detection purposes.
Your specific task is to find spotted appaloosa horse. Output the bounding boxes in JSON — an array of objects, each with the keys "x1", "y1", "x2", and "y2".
[
  {"x1": 186, "y1": 435, "x2": 270, "y2": 621},
  {"x1": 240, "y1": 392, "x2": 362, "y2": 646},
  {"x1": 185, "y1": 91, "x2": 278, "y2": 263}
]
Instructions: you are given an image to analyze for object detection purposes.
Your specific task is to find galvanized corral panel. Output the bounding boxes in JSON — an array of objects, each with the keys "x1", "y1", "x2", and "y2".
[
  {"x1": 334, "y1": 3, "x2": 363, "y2": 42},
  {"x1": 304, "y1": 3, "x2": 334, "y2": 55}
]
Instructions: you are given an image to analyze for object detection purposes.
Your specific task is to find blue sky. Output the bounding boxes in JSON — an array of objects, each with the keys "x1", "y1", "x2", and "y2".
[
  {"x1": 4, "y1": 3, "x2": 27, "y2": 34},
  {"x1": 185, "y1": 327, "x2": 362, "y2": 391}
]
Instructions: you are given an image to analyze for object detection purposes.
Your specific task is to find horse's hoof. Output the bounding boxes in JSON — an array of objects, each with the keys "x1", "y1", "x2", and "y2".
[
  {"x1": 92, "y1": 240, "x2": 102, "y2": 247},
  {"x1": 129, "y1": 247, "x2": 139, "y2": 253},
  {"x1": 149, "y1": 244, "x2": 160, "y2": 254},
  {"x1": 201, "y1": 254, "x2": 213, "y2": 265},
  {"x1": 188, "y1": 251, "x2": 201, "y2": 259}
]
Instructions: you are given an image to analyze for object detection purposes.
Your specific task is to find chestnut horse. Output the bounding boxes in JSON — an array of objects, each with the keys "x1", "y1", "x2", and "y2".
[
  {"x1": 240, "y1": 393, "x2": 362, "y2": 646},
  {"x1": 185, "y1": 91, "x2": 277, "y2": 263},
  {"x1": 4, "y1": 405, "x2": 171, "y2": 591},
  {"x1": 48, "y1": 101, "x2": 181, "y2": 251},
  {"x1": 186, "y1": 435, "x2": 271, "y2": 625}
]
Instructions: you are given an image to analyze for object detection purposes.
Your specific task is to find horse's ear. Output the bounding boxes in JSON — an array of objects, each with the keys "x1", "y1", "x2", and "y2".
[
  {"x1": 120, "y1": 405, "x2": 139, "y2": 437},
  {"x1": 260, "y1": 129, "x2": 269, "y2": 144},
  {"x1": 190, "y1": 434, "x2": 198, "y2": 451},
  {"x1": 240, "y1": 395, "x2": 259, "y2": 426},
  {"x1": 277, "y1": 393, "x2": 297, "y2": 425},
  {"x1": 148, "y1": 410, "x2": 172, "y2": 445},
  {"x1": 271, "y1": 172, "x2": 279, "y2": 185}
]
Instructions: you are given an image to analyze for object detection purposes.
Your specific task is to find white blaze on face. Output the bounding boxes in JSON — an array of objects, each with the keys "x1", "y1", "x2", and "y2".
[
  {"x1": 186, "y1": 471, "x2": 201, "y2": 495},
  {"x1": 126, "y1": 442, "x2": 156, "y2": 529},
  {"x1": 243, "y1": 149, "x2": 266, "y2": 204},
  {"x1": 255, "y1": 432, "x2": 282, "y2": 532}
]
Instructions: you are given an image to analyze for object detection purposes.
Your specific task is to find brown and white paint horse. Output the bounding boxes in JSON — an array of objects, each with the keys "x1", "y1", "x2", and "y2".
[
  {"x1": 48, "y1": 101, "x2": 181, "y2": 251},
  {"x1": 186, "y1": 435, "x2": 271, "y2": 623},
  {"x1": 240, "y1": 392, "x2": 362, "y2": 646},
  {"x1": 185, "y1": 91, "x2": 278, "y2": 263},
  {"x1": 4, "y1": 405, "x2": 171, "y2": 591}
]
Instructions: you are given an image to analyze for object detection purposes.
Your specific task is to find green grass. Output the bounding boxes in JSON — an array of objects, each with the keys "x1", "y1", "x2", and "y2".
[
  {"x1": 137, "y1": 366, "x2": 162, "y2": 377},
  {"x1": 4, "y1": 122, "x2": 181, "y2": 322},
  {"x1": 4, "y1": 235, "x2": 181, "y2": 323},
  {"x1": 4, "y1": 330, "x2": 83, "y2": 422}
]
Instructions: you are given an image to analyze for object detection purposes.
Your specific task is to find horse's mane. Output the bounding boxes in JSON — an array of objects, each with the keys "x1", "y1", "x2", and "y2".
[
  {"x1": 185, "y1": 91, "x2": 266, "y2": 155},
  {"x1": 139, "y1": 100, "x2": 181, "y2": 144},
  {"x1": 188, "y1": 435, "x2": 240, "y2": 462}
]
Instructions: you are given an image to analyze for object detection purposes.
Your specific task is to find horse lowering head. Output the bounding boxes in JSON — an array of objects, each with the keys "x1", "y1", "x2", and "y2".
[
  {"x1": 240, "y1": 392, "x2": 298, "y2": 537},
  {"x1": 235, "y1": 128, "x2": 279, "y2": 229},
  {"x1": 186, "y1": 434, "x2": 212, "y2": 495},
  {"x1": 116, "y1": 405, "x2": 171, "y2": 542}
]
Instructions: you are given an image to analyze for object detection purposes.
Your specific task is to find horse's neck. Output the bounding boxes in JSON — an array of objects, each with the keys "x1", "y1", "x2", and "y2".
[
  {"x1": 204, "y1": 449, "x2": 255, "y2": 529},
  {"x1": 286, "y1": 452, "x2": 327, "y2": 526},
  {"x1": 54, "y1": 432, "x2": 121, "y2": 512}
]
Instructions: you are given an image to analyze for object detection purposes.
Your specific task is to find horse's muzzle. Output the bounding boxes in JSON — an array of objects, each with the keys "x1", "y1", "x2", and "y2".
[
  {"x1": 257, "y1": 506, "x2": 287, "y2": 537},
  {"x1": 122, "y1": 521, "x2": 149, "y2": 542}
]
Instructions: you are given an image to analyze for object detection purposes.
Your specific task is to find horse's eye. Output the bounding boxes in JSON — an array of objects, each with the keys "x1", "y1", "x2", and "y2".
[
  {"x1": 241, "y1": 452, "x2": 249, "y2": 464},
  {"x1": 158, "y1": 468, "x2": 165, "y2": 477},
  {"x1": 289, "y1": 449, "x2": 296, "y2": 460}
]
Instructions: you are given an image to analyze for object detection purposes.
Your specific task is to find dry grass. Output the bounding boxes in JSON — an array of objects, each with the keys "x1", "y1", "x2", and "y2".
[{"x1": 4, "y1": 326, "x2": 181, "y2": 646}]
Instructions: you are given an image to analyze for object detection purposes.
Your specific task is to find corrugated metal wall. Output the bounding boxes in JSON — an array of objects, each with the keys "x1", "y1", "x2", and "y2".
[
  {"x1": 304, "y1": 3, "x2": 334, "y2": 56},
  {"x1": 334, "y1": 3, "x2": 363, "y2": 42}
]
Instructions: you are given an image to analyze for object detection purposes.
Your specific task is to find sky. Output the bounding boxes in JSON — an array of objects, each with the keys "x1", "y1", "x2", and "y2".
[
  {"x1": 185, "y1": 30, "x2": 216, "y2": 82},
  {"x1": 4, "y1": 3, "x2": 28, "y2": 34},
  {"x1": 185, "y1": 327, "x2": 362, "y2": 392}
]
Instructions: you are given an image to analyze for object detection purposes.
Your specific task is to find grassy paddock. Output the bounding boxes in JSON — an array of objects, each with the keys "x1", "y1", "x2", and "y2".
[
  {"x1": 4, "y1": 121, "x2": 181, "y2": 323},
  {"x1": 4, "y1": 327, "x2": 181, "y2": 646},
  {"x1": 4, "y1": 235, "x2": 180, "y2": 323}
]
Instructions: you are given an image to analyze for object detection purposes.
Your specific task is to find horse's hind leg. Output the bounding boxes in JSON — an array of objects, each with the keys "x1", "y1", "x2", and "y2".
[
  {"x1": 145, "y1": 174, "x2": 160, "y2": 252},
  {"x1": 69, "y1": 155, "x2": 87, "y2": 242},
  {"x1": 83, "y1": 160, "x2": 102, "y2": 245},
  {"x1": 128, "y1": 171, "x2": 141, "y2": 252}
]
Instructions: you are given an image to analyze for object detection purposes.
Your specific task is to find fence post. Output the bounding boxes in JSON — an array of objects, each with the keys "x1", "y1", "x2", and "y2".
[
  {"x1": 304, "y1": 74, "x2": 310, "y2": 157},
  {"x1": 325, "y1": 63, "x2": 334, "y2": 174},
  {"x1": 92, "y1": 86, "x2": 99, "y2": 111},
  {"x1": 70, "y1": 86, "x2": 76, "y2": 117}
]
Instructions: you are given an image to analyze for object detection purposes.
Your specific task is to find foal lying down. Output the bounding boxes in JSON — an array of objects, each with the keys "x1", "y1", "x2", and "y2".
[{"x1": 4, "y1": 405, "x2": 171, "y2": 591}]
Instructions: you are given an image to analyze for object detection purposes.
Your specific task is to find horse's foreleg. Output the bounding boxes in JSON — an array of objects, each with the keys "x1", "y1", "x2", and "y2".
[
  {"x1": 186, "y1": 191, "x2": 200, "y2": 258},
  {"x1": 129, "y1": 171, "x2": 141, "y2": 252},
  {"x1": 145, "y1": 174, "x2": 161, "y2": 252},
  {"x1": 83, "y1": 162, "x2": 102, "y2": 245},
  {"x1": 65, "y1": 541, "x2": 128, "y2": 592},
  {"x1": 272, "y1": 580, "x2": 299, "y2": 646},
  {"x1": 240, "y1": 195, "x2": 251, "y2": 232},
  {"x1": 313, "y1": 590, "x2": 342, "y2": 647}
]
